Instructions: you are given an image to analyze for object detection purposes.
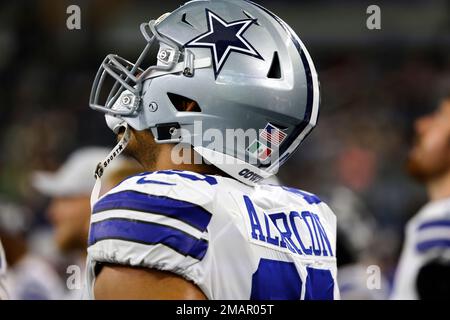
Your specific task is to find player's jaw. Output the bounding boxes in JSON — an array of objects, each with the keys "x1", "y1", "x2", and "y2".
[
  {"x1": 407, "y1": 101, "x2": 450, "y2": 182},
  {"x1": 117, "y1": 126, "x2": 161, "y2": 171}
]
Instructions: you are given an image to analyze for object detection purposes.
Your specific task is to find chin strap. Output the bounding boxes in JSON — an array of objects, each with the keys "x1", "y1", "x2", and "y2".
[{"x1": 90, "y1": 124, "x2": 131, "y2": 209}]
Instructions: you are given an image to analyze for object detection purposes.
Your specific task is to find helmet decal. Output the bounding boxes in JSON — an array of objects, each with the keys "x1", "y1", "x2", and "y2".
[
  {"x1": 89, "y1": 0, "x2": 321, "y2": 185},
  {"x1": 184, "y1": 9, "x2": 264, "y2": 79}
]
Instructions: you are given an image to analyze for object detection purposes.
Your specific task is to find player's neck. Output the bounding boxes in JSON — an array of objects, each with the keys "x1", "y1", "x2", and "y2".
[
  {"x1": 427, "y1": 171, "x2": 450, "y2": 201},
  {"x1": 145, "y1": 144, "x2": 224, "y2": 176}
]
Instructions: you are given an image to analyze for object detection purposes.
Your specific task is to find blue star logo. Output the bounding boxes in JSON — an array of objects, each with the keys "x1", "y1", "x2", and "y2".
[{"x1": 184, "y1": 9, "x2": 264, "y2": 79}]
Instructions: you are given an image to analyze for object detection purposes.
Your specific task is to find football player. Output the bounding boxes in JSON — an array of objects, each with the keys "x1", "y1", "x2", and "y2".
[
  {"x1": 392, "y1": 94, "x2": 450, "y2": 299},
  {"x1": 87, "y1": 0, "x2": 338, "y2": 299}
]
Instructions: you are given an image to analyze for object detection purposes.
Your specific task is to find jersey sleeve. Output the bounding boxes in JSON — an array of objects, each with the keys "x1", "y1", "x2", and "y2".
[{"x1": 87, "y1": 170, "x2": 216, "y2": 284}]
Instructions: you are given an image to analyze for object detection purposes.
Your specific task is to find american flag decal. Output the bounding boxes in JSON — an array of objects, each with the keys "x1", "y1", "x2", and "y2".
[{"x1": 260, "y1": 123, "x2": 287, "y2": 147}]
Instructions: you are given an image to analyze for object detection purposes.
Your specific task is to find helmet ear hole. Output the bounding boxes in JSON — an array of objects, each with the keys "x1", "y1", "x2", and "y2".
[
  {"x1": 267, "y1": 51, "x2": 282, "y2": 79},
  {"x1": 167, "y1": 93, "x2": 201, "y2": 112}
]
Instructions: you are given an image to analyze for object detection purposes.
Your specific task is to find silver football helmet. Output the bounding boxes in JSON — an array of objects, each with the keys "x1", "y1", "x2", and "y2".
[{"x1": 89, "y1": 0, "x2": 320, "y2": 185}]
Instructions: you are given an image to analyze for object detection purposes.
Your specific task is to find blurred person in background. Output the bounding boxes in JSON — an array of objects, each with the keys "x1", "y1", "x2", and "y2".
[
  {"x1": 334, "y1": 212, "x2": 390, "y2": 300},
  {"x1": 328, "y1": 146, "x2": 390, "y2": 299},
  {"x1": 0, "y1": 199, "x2": 64, "y2": 300},
  {"x1": 392, "y1": 94, "x2": 450, "y2": 299},
  {"x1": 32, "y1": 146, "x2": 141, "y2": 299}
]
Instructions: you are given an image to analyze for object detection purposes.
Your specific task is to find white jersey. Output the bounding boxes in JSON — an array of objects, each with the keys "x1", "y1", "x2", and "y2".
[
  {"x1": 3, "y1": 254, "x2": 65, "y2": 300},
  {"x1": 391, "y1": 198, "x2": 450, "y2": 299},
  {"x1": 86, "y1": 170, "x2": 339, "y2": 300},
  {"x1": 0, "y1": 240, "x2": 8, "y2": 299}
]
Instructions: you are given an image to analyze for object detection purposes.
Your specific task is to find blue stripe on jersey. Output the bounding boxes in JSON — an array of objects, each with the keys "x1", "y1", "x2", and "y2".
[
  {"x1": 93, "y1": 190, "x2": 212, "y2": 232},
  {"x1": 136, "y1": 177, "x2": 176, "y2": 186},
  {"x1": 417, "y1": 219, "x2": 450, "y2": 231},
  {"x1": 156, "y1": 170, "x2": 218, "y2": 185},
  {"x1": 89, "y1": 218, "x2": 208, "y2": 260},
  {"x1": 416, "y1": 239, "x2": 450, "y2": 253},
  {"x1": 115, "y1": 170, "x2": 217, "y2": 187}
]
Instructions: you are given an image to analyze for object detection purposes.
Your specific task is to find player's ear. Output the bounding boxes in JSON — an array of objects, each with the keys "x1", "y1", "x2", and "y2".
[
  {"x1": 168, "y1": 93, "x2": 201, "y2": 112},
  {"x1": 184, "y1": 100, "x2": 199, "y2": 112}
]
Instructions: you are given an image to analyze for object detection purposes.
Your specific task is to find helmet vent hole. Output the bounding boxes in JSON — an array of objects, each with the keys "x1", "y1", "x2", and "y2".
[
  {"x1": 181, "y1": 13, "x2": 194, "y2": 27},
  {"x1": 168, "y1": 93, "x2": 201, "y2": 112},
  {"x1": 267, "y1": 51, "x2": 282, "y2": 79}
]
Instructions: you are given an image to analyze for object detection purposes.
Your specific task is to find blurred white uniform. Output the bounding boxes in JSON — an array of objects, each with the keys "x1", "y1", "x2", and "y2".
[
  {"x1": 0, "y1": 240, "x2": 8, "y2": 299},
  {"x1": 4, "y1": 254, "x2": 64, "y2": 300},
  {"x1": 392, "y1": 198, "x2": 450, "y2": 299},
  {"x1": 338, "y1": 263, "x2": 389, "y2": 300},
  {"x1": 86, "y1": 170, "x2": 339, "y2": 300},
  {"x1": 0, "y1": 200, "x2": 66, "y2": 300}
]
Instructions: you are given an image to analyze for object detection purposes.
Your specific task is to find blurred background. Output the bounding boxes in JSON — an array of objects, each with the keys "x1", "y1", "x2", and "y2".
[{"x1": 0, "y1": 0, "x2": 449, "y2": 299}]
